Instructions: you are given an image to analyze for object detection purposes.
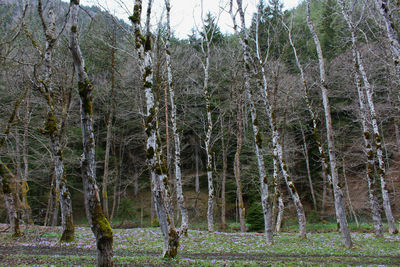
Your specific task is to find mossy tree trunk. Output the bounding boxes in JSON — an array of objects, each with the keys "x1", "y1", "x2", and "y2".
[
  {"x1": 375, "y1": 0, "x2": 400, "y2": 80},
  {"x1": 131, "y1": 0, "x2": 178, "y2": 258},
  {"x1": 69, "y1": 0, "x2": 113, "y2": 265},
  {"x1": 284, "y1": 21, "x2": 333, "y2": 212},
  {"x1": 165, "y1": 0, "x2": 189, "y2": 235},
  {"x1": 230, "y1": 0, "x2": 273, "y2": 244},
  {"x1": 253, "y1": 6, "x2": 306, "y2": 239},
  {"x1": 356, "y1": 40, "x2": 397, "y2": 235},
  {"x1": 339, "y1": 0, "x2": 397, "y2": 234},
  {"x1": 338, "y1": 0, "x2": 383, "y2": 237},
  {"x1": 0, "y1": 88, "x2": 28, "y2": 237},
  {"x1": 306, "y1": 0, "x2": 352, "y2": 248},
  {"x1": 37, "y1": 0, "x2": 74, "y2": 242},
  {"x1": 0, "y1": 163, "x2": 21, "y2": 237}
]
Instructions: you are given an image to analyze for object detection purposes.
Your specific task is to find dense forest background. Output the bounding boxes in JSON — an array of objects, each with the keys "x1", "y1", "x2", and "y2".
[{"x1": 0, "y1": 0, "x2": 399, "y2": 234}]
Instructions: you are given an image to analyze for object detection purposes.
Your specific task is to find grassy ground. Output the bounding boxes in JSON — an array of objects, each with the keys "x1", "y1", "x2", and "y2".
[{"x1": 0, "y1": 223, "x2": 399, "y2": 266}]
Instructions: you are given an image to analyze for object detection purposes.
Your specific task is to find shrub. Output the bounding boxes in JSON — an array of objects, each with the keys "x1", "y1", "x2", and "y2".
[{"x1": 246, "y1": 201, "x2": 264, "y2": 232}]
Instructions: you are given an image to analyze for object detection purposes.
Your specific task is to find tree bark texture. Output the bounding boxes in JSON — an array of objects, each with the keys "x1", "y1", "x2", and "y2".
[
  {"x1": 221, "y1": 118, "x2": 228, "y2": 229},
  {"x1": 339, "y1": 0, "x2": 396, "y2": 234},
  {"x1": 338, "y1": 0, "x2": 383, "y2": 236},
  {"x1": 38, "y1": 0, "x2": 74, "y2": 242},
  {"x1": 255, "y1": 8, "x2": 306, "y2": 239},
  {"x1": 355, "y1": 51, "x2": 398, "y2": 234},
  {"x1": 165, "y1": 0, "x2": 189, "y2": 235},
  {"x1": 284, "y1": 21, "x2": 333, "y2": 205},
  {"x1": 0, "y1": 163, "x2": 21, "y2": 237},
  {"x1": 233, "y1": 98, "x2": 246, "y2": 232},
  {"x1": 199, "y1": 12, "x2": 215, "y2": 232},
  {"x1": 69, "y1": 0, "x2": 113, "y2": 265},
  {"x1": 20, "y1": 90, "x2": 33, "y2": 224},
  {"x1": 301, "y1": 125, "x2": 317, "y2": 211},
  {"x1": 375, "y1": 0, "x2": 400, "y2": 80},
  {"x1": 131, "y1": 0, "x2": 179, "y2": 257},
  {"x1": 0, "y1": 88, "x2": 28, "y2": 236},
  {"x1": 102, "y1": 24, "x2": 117, "y2": 221},
  {"x1": 307, "y1": 0, "x2": 352, "y2": 248},
  {"x1": 231, "y1": 0, "x2": 273, "y2": 244}
]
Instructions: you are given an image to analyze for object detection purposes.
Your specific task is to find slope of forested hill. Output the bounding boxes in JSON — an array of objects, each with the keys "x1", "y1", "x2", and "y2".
[{"x1": 0, "y1": 0, "x2": 399, "y2": 242}]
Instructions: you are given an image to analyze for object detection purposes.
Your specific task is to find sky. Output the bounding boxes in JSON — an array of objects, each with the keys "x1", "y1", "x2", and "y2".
[{"x1": 80, "y1": 0, "x2": 301, "y2": 39}]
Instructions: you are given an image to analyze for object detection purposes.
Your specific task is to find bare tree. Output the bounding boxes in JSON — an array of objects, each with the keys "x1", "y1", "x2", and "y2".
[
  {"x1": 130, "y1": 0, "x2": 179, "y2": 257},
  {"x1": 0, "y1": 88, "x2": 28, "y2": 237},
  {"x1": 36, "y1": 0, "x2": 74, "y2": 242},
  {"x1": 306, "y1": 0, "x2": 352, "y2": 248},
  {"x1": 230, "y1": 0, "x2": 274, "y2": 244},
  {"x1": 337, "y1": 0, "x2": 383, "y2": 236},
  {"x1": 233, "y1": 92, "x2": 246, "y2": 232},
  {"x1": 375, "y1": 0, "x2": 400, "y2": 81},
  {"x1": 164, "y1": 0, "x2": 189, "y2": 235},
  {"x1": 69, "y1": 0, "x2": 113, "y2": 265},
  {"x1": 254, "y1": 6, "x2": 306, "y2": 239}
]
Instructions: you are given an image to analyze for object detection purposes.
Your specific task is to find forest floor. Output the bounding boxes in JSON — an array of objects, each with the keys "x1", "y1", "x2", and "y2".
[{"x1": 0, "y1": 223, "x2": 399, "y2": 266}]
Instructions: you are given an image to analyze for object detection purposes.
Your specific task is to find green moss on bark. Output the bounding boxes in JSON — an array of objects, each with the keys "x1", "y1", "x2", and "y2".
[
  {"x1": 78, "y1": 80, "x2": 93, "y2": 116},
  {"x1": 45, "y1": 113, "x2": 57, "y2": 134},
  {"x1": 92, "y1": 204, "x2": 113, "y2": 241}
]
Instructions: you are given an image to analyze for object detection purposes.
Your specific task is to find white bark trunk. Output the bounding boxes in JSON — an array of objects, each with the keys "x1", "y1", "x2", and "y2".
[
  {"x1": 255, "y1": 9, "x2": 306, "y2": 239},
  {"x1": 69, "y1": 1, "x2": 113, "y2": 265},
  {"x1": 375, "y1": 0, "x2": 400, "y2": 80},
  {"x1": 275, "y1": 194, "x2": 284, "y2": 233},
  {"x1": 231, "y1": 0, "x2": 273, "y2": 244},
  {"x1": 165, "y1": 0, "x2": 189, "y2": 235},
  {"x1": 338, "y1": 0, "x2": 383, "y2": 236},
  {"x1": 285, "y1": 20, "x2": 333, "y2": 192},
  {"x1": 132, "y1": 0, "x2": 179, "y2": 257},
  {"x1": 201, "y1": 28, "x2": 214, "y2": 234},
  {"x1": 39, "y1": 0, "x2": 74, "y2": 242},
  {"x1": 233, "y1": 99, "x2": 246, "y2": 232},
  {"x1": 307, "y1": 0, "x2": 352, "y2": 248},
  {"x1": 22, "y1": 89, "x2": 32, "y2": 224},
  {"x1": 356, "y1": 49, "x2": 397, "y2": 234}
]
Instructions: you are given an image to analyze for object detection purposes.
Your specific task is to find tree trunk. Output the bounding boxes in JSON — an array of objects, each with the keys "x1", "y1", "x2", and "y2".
[
  {"x1": 233, "y1": 97, "x2": 246, "y2": 232},
  {"x1": 69, "y1": 1, "x2": 113, "y2": 264},
  {"x1": 357, "y1": 51, "x2": 397, "y2": 234},
  {"x1": 338, "y1": 2, "x2": 383, "y2": 236},
  {"x1": 275, "y1": 193, "x2": 284, "y2": 233},
  {"x1": 21, "y1": 89, "x2": 33, "y2": 224},
  {"x1": 375, "y1": 0, "x2": 400, "y2": 80},
  {"x1": 301, "y1": 125, "x2": 317, "y2": 211},
  {"x1": 165, "y1": 0, "x2": 189, "y2": 235},
  {"x1": 307, "y1": 0, "x2": 352, "y2": 248},
  {"x1": 339, "y1": 0, "x2": 396, "y2": 233},
  {"x1": 102, "y1": 25, "x2": 116, "y2": 220},
  {"x1": 201, "y1": 32, "x2": 214, "y2": 233},
  {"x1": 230, "y1": 0, "x2": 273, "y2": 244},
  {"x1": 255, "y1": 9, "x2": 306, "y2": 239},
  {"x1": 131, "y1": 0, "x2": 179, "y2": 257},
  {"x1": 38, "y1": 0, "x2": 75, "y2": 241},
  {"x1": 220, "y1": 119, "x2": 228, "y2": 230},
  {"x1": 0, "y1": 163, "x2": 21, "y2": 237},
  {"x1": 195, "y1": 140, "x2": 200, "y2": 194},
  {"x1": 284, "y1": 20, "x2": 333, "y2": 213},
  {"x1": 342, "y1": 159, "x2": 359, "y2": 228}
]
